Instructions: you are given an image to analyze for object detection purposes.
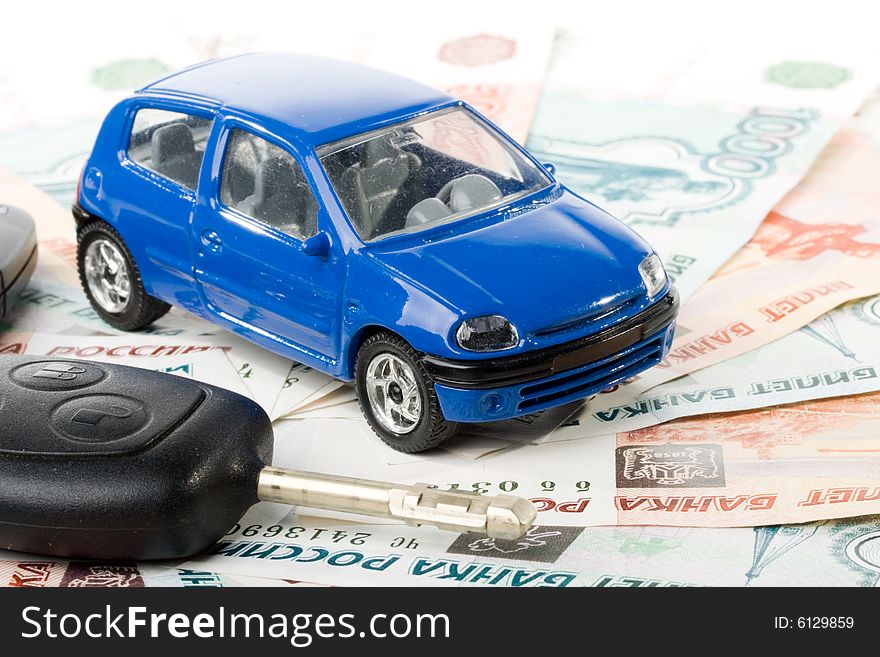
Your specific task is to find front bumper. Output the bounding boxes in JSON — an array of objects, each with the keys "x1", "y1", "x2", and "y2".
[{"x1": 424, "y1": 288, "x2": 679, "y2": 422}]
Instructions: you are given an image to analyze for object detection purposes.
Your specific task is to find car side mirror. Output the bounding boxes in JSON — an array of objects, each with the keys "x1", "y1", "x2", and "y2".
[
  {"x1": 542, "y1": 161, "x2": 557, "y2": 176},
  {"x1": 301, "y1": 231, "x2": 332, "y2": 257}
]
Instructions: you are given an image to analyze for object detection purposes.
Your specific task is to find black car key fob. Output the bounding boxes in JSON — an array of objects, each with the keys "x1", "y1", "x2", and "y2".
[
  {"x1": 0, "y1": 205, "x2": 38, "y2": 320},
  {"x1": 0, "y1": 355, "x2": 274, "y2": 560},
  {"x1": 0, "y1": 356, "x2": 534, "y2": 560}
]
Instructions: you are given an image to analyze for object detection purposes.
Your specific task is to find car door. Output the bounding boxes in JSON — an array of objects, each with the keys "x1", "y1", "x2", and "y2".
[
  {"x1": 190, "y1": 121, "x2": 345, "y2": 365},
  {"x1": 109, "y1": 102, "x2": 215, "y2": 312}
]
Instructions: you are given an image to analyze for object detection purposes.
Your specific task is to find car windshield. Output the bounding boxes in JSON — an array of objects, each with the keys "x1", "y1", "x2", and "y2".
[{"x1": 318, "y1": 107, "x2": 551, "y2": 241}]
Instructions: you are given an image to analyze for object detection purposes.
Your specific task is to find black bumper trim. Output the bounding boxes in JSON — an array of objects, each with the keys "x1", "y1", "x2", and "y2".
[
  {"x1": 72, "y1": 203, "x2": 91, "y2": 225},
  {"x1": 422, "y1": 287, "x2": 679, "y2": 390}
]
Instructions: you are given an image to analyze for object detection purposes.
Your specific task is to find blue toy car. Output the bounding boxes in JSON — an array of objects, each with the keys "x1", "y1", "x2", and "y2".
[{"x1": 74, "y1": 53, "x2": 678, "y2": 452}]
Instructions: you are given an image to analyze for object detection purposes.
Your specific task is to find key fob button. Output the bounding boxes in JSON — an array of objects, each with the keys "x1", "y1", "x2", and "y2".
[
  {"x1": 1, "y1": 355, "x2": 206, "y2": 456},
  {"x1": 50, "y1": 394, "x2": 148, "y2": 443},
  {"x1": 10, "y1": 360, "x2": 106, "y2": 391}
]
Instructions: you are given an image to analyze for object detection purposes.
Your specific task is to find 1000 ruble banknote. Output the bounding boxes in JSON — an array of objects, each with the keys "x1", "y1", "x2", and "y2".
[
  {"x1": 289, "y1": 391, "x2": 880, "y2": 529},
  {"x1": 632, "y1": 113, "x2": 880, "y2": 389},
  {"x1": 181, "y1": 511, "x2": 880, "y2": 587},
  {"x1": 528, "y1": 31, "x2": 880, "y2": 300}
]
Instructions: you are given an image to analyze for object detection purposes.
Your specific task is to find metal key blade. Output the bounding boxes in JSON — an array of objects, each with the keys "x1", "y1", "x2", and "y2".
[{"x1": 257, "y1": 467, "x2": 536, "y2": 539}]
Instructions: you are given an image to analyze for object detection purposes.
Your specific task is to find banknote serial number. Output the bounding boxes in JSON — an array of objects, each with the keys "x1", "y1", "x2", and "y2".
[
  {"x1": 774, "y1": 617, "x2": 854, "y2": 630},
  {"x1": 225, "y1": 525, "x2": 372, "y2": 544},
  {"x1": 425, "y1": 480, "x2": 591, "y2": 494}
]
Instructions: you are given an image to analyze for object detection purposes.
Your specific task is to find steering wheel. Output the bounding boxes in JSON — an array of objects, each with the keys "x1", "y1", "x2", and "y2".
[
  {"x1": 434, "y1": 174, "x2": 503, "y2": 214},
  {"x1": 435, "y1": 178, "x2": 458, "y2": 205}
]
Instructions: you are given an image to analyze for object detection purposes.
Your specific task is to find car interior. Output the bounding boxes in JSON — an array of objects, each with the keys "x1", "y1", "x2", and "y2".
[
  {"x1": 128, "y1": 109, "x2": 545, "y2": 245},
  {"x1": 149, "y1": 123, "x2": 204, "y2": 189},
  {"x1": 234, "y1": 156, "x2": 318, "y2": 239},
  {"x1": 130, "y1": 115, "x2": 320, "y2": 241},
  {"x1": 321, "y1": 130, "x2": 536, "y2": 241},
  {"x1": 127, "y1": 110, "x2": 212, "y2": 190},
  {"x1": 219, "y1": 129, "x2": 319, "y2": 241}
]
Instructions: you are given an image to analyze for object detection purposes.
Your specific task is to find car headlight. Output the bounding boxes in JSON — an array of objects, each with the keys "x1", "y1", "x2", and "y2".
[
  {"x1": 456, "y1": 315, "x2": 519, "y2": 352},
  {"x1": 639, "y1": 253, "x2": 667, "y2": 298}
]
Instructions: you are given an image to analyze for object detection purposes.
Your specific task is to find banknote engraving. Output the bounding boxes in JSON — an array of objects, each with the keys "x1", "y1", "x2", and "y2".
[
  {"x1": 528, "y1": 108, "x2": 816, "y2": 228},
  {"x1": 753, "y1": 212, "x2": 880, "y2": 260},
  {"x1": 593, "y1": 575, "x2": 694, "y2": 587},
  {"x1": 854, "y1": 296, "x2": 880, "y2": 326},
  {"x1": 765, "y1": 61, "x2": 851, "y2": 89},
  {"x1": 60, "y1": 563, "x2": 145, "y2": 588},
  {"x1": 839, "y1": 529, "x2": 880, "y2": 587},
  {"x1": 616, "y1": 445, "x2": 725, "y2": 487},
  {"x1": 437, "y1": 34, "x2": 516, "y2": 67},
  {"x1": 526, "y1": 135, "x2": 741, "y2": 225},
  {"x1": 446, "y1": 525, "x2": 584, "y2": 564},
  {"x1": 4, "y1": 562, "x2": 55, "y2": 587},
  {"x1": 746, "y1": 523, "x2": 825, "y2": 585}
]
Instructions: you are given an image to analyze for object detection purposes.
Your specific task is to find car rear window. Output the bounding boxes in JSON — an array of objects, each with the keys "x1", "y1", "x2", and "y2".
[{"x1": 127, "y1": 108, "x2": 213, "y2": 190}]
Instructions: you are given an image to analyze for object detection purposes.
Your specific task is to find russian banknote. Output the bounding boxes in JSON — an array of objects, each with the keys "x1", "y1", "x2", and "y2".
[
  {"x1": 285, "y1": 394, "x2": 880, "y2": 528},
  {"x1": 0, "y1": 331, "x2": 289, "y2": 415},
  {"x1": 628, "y1": 113, "x2": 880, "y2": 388},
  {"x1": 527, "y1": 30, "x2": 880, "y2": 300},
  {"x1": 0, "y1": 331, "x2": 257, "y2": 401},
  {"x1": 272, "y1": 364, "x2": 344, "y2": 420},
  {"x1": 281, "y1": 380, "x2": 351, "y2": 416},
  {"x1": 548, "y1": 295, "x2": 880, "y2": 439},
  {"x1": 0, "y1": 557, "x2": 310, "y2": 588},
  {"x1": 183, "y1": 510, "x2": 880, "y2": 587},
  {"x1": 280, "y1": 394, "x2": 583, "y2": 464},
  {"x1": 16, "y1": 512, "x2": 879, "y2": 588}
]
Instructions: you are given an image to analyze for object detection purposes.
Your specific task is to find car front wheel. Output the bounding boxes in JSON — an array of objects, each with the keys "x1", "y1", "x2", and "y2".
[{"x1": 355, "y1": 332, "x2": 460, "y2": 453}]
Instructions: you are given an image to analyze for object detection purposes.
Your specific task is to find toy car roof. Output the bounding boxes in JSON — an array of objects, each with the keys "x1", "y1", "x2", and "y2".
[{"x1": 138, "y1": 52, "x2": 457, "y2": 147}]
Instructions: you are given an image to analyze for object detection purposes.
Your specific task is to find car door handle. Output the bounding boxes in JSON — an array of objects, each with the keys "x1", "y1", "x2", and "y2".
[{"x1": 200, "y1": 230, "x2": 223, "y2": 253}]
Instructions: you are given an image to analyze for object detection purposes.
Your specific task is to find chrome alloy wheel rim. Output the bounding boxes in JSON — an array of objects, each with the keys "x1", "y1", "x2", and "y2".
[
  {"x1": 84, "y1": 238, "x2": 132, "y2": 314},
  {"x1": 365, "y1": 353, "x2": 422, "y2": 434}
]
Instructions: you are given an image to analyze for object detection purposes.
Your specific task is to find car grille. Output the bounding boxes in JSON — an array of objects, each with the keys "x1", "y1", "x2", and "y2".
[{"x1": 516, "y1": 331, "x2": 667, "y2": 412}]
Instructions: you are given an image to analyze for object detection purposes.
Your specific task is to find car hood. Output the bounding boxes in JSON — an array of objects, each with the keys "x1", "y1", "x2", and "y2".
[{"x1": 366, "y1": 188, "x2": 655, "y2": 337}]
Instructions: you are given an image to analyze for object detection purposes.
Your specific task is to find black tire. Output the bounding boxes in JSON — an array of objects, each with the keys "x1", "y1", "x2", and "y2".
[
  {"x1": 77, "y1": 221, "x2": 171, "y2": 331},
  {"x1": 355, "y1": 332, "x2": 460, "y2": 453}
]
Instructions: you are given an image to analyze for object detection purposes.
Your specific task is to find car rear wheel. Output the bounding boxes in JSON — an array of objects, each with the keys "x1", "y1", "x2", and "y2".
[
  {"x1": 77, "y1": 221, "x2": 171, "y2": 331},
  {"x1": 355, "y1": 332, "x2": 460, "y2": 452}
]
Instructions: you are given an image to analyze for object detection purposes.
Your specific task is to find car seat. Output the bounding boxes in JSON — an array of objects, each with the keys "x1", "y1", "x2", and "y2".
[
  {"x1": 151, "y1": 123, "x2": 202, "y2": 189},
  {"x1": 237, "y1": 156, "x2": 317, "y2": 240},
  {"x1": 405, "y1": 174, "x2": 502, "y2": 228},
  {"x1": 339, "y1": 137, "x2": 420, "y2": 238}
]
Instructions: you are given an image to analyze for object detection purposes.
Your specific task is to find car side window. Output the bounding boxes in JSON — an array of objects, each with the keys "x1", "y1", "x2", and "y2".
[
  {"x1": 127, "y1": 108, "x2": 213, "y2": 190},
  {"x1": 220, "y1": 128, "x2": 319, "y2": 242}
]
